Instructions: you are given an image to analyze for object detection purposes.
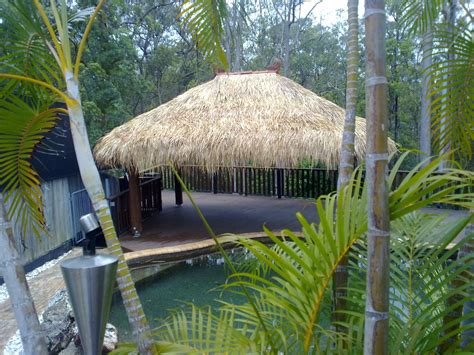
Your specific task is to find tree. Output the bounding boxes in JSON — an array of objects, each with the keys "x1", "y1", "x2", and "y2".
[
  {"x1": 0, "y1": 194, "x2": 47, "y2": 354},
  {"x1": 0, "y1": 1, "x2": 155, "y2": 352},
  {"x1": 1, "y1": 0, "x2": 228, "y2": 352},
  {"x1": 363, "y1": 0, "x2": 390, "y2": 353},
  {"x1": 420, "y1": 24, "x2": 433, "y2": 166},
  {"x1": 334, "y1": 0, "x2": 359, "y2": 338}
]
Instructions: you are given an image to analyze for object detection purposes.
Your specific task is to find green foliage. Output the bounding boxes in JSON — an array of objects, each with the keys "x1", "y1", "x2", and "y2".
[
  {"x1": 344, "y1": 212, "x2": 474, "y2": 353},
  {"x1": 400, "y1": 0, "x2": 445, "y2": 34},
  {"x1": 114, "y1": 153, "x2": 473, "y2": 353},
  {"x1": 0, "y1": 96, "x2": 61, "y2": 237},
  {"x1": 179, "y1": 0, "x2": 228, "y2": 70},
  {"x1": 428, "y1": 26, "x2": 474, "y2": 162}
]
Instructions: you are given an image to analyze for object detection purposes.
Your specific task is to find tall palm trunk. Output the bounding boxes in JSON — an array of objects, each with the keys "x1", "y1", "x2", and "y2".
[
  {"x1": 363, "y1": 1, "x2": 390, "y2": 354},
  {"x1": 65, "y1": 72, "x2": 154, "y2": 354},
  {"x1": 420, "y1": 25, "x2": 432, "y2": 166},
  {"x1": 0, "y1": 193, "x2": 48, "y2": 354},
  {"x1": 439, "y1": 0, "x2": 456, "y2": 170},
  {"x1": 334, "y1": 0, "x2": 359, "y2": 335}
]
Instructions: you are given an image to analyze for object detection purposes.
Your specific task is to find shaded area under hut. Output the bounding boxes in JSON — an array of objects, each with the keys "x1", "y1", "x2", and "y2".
[{"x1": 94, "y1": 71, "x2": 397, "y2": 236}]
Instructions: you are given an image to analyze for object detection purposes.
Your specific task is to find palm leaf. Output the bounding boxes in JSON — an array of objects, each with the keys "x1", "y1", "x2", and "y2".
[
  {"x1": 0, "y1": 95, "x2": 61, "y2": 237},
  {"x1": 400, "y1": 0, "x2": 444, "y2": 34},
  {"x1": 0, "y1": 0, "x2": 63, "y2": 93},
  {"x1": 150, "y1": 153, "x2": 472, "y2": 353},
  {"x1": 343, "y1": 212, "x2": 473, "y2": 353},
  {"x1": 427, "y1": 26, "x2": 474, "y2": 162},
  {"x1": 178, "y1": 0, "x2": 229, "y2": 70}
]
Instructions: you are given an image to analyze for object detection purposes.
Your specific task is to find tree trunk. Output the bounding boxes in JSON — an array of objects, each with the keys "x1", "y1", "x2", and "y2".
[
  {"x1": 363, "y1": 1, "x2": 390, "y2": 354},
  {"x1": 0, "y1": 193, "x2": 48, "y2": 354},
  {"x1": 334, "y1": 0, "x2": 359, "y2": 338},
  {"x1": 65, "y1": 72, "x2": 154, "y2": 354},
  {"x1": 420, "y1": 26, "x2": 432, "y2": 166},
  {"x1": 439, "y1": 0, "x2": 456, "y2": 170}
]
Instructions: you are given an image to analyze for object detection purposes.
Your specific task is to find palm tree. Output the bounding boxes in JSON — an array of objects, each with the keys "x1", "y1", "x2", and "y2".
[
  {"x1": 0, "y1": 194, "x2": 48, "y2": 354},
  {"x1": 0, "y1": 1, "x2": 154, "y2": 351},
  {"x1": 0, "y1": 0, "x2": 228, "y2": 352},
  {"x1": 334, "y1": 0, "x2": 360, "y2": 337}
]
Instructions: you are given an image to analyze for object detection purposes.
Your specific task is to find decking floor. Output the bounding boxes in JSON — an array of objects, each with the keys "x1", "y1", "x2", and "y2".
[{"x1": 119, "y1": 190, "x2": 319, "y2": 252}]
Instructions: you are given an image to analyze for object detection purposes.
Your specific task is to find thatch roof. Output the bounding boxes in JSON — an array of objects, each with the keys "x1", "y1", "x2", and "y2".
[{"x1": 94, "y1": 71, "x2": 396, "y2": 171}]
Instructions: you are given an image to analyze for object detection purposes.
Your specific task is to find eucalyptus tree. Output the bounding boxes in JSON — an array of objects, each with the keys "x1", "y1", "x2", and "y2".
[{"x1": 363, "y1": 0, "x2": 391, "y2": 353}]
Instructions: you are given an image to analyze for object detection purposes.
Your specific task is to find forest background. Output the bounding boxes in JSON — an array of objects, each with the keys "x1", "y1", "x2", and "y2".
[{"x1": 7, "y1": 0, "x2": 466, "y2": 169}]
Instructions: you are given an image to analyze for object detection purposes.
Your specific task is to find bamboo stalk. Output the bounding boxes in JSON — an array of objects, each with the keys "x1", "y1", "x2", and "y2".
[
  {"x1": 65, "y1": 72, "x2": 154, "y2": 354},
  {"x1": 363, "y1": 1, "x2": 390, "y2": 354},
  {"x1": 0, "y1": 193, "x2": 48, "y2": 354},
  {"x1": 334, "y1": 0, "x2": 360, "y2": 338}
]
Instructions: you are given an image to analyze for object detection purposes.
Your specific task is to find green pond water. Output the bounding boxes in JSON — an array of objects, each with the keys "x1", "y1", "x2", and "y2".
[{"x1": 109, "y1": 254, "x2": 246, "y2": 342}]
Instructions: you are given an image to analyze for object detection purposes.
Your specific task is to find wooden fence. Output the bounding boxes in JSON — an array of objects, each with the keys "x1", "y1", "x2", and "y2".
[
  {"x1": 161, "y1": 166, "x2": 339, "y2": 199},
  {"x1": 160, "y1": 165, "x2": 470, "y2": 206}
]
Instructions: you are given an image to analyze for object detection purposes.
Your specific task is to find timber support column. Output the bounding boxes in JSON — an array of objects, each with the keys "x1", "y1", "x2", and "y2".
[
  {"x1": 174, "y1": 170, "x2": 183, "y2": 206},
  {"x1": 128, "y1": 169, "x2": 143, "y2": 237}
]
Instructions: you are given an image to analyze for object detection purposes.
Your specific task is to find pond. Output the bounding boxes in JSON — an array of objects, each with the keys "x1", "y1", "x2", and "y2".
[{"x1": 109, "y1": 253, "x2": 247, "y2": 342}]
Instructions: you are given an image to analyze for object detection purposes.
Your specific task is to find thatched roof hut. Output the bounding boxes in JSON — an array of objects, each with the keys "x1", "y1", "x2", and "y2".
[{"x1": 94, "y1": 71, "x2": 396, "y2": 171}]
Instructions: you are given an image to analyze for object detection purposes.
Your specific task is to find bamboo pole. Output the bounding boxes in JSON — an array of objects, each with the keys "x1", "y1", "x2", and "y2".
[
  {"x1": 363, "y1": 1, "x2": 390, "y2": 354},
  {"x1": 65, "y1": 72, "x2": 154, "y2": 354},
  {"x1": 0, "y1": 194, "x2": 48, "y2": 354}
]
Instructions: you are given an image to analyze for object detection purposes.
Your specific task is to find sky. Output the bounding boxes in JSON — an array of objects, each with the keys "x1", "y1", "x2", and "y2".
[{"x1": 301, "y1": 0, "x2": 366, "y2": 26}]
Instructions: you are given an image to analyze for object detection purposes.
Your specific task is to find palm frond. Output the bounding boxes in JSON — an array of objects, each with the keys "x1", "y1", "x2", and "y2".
[
  {"x1": 400, "y1": 0, "x2": 444, "y2": 34},
  {"x1": 151, "y1": 153, "x2": 472, "y2": 353},
  {"x1": 153, "y1": 304, "x2": 264, "y2": 353},
  {"x1": 0, "y1": 96, "x2": 61, "y2": 237},
  {"x1": 427, "y1": 26, "x2": 474, "y2": 162},
  {"x1": 178, "y1": 0, "x2": 228, "y2": 70},
  {"x1": 0, "y1": 0, "x2": 63, "y2": 92},
  {"x1": 343, "y1": 212, "x2": 474, "y2": 353}
]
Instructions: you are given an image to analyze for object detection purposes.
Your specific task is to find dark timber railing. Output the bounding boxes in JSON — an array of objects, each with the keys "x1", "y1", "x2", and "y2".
[
  {"x1": 108, "y1": 176, "x2": 162, "y2": 234},
  {"x1": 160, "y1": 165, "x2": 471, "y2": 207},
  {"x1": 161, "y1": 166, "x2": 340, "y2": 199}
]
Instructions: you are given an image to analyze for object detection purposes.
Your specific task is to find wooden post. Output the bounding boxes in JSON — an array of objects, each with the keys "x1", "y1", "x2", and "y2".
[
  {"x1": 128, "y1": 169, "x2": 143, "y2": 235},
  {"x1": 212, "y1": 172, "x2": 218, "y2": 194},
  {"x1": 174, "y1": 171, "x2": 183, "y2": 206},
  {"x1": 277, "y1": 168, "x2": 283, "y2": 199}
]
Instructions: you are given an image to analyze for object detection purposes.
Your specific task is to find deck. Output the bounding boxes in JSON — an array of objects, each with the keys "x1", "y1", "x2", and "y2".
[{"x1": 119, "y1": 190, "x2": 319, "y2": 253}]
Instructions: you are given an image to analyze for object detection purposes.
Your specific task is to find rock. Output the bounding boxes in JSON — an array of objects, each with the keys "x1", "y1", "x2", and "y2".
[
  {"x1": 102, "y1": 323, "x2": 118, "y2": 353},
  {"x1": 42, "y1": 289, "x2": 75, "y2": 354},
  {"x1": 4, "y1": 289, "x2": 119, "y2": 354},
  {"x1": 60, "y1": 323, "x2": 118, "y2": 354},
  {"x1": 60, "y1": 340, "x2": 81, "y2": 355}
]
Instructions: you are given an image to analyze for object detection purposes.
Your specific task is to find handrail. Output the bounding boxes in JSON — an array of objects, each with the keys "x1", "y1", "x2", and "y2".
[{"x1": 107, "y1": 176, "x2": 161, "y2": 201}]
